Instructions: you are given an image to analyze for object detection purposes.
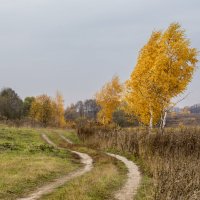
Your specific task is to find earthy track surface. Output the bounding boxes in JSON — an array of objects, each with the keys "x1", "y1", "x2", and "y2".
[
  {"x1": 17, "y1": 134, "x2": 93, "y2": 200},
  {"x1": 107, "y1": 153, "x2": 141, "y2": 200},
  {"x1": 18, "y1": 133, "x2": 141, "y2": 200},
  {"x1": 60, "y1": 135, "x2": 141, "y2": 200}
]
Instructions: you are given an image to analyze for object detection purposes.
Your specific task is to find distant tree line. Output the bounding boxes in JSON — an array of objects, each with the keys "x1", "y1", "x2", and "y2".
[
  {"x1": 189, "y1": 104, "x2": 200, "y2": 114},
  {"x1": 0, "y1": 88, "x2": 24, "y2": 120},
  {"x1": 171, "y1": 105, "x2": 200, "y2": 115},
  {"x1": 65, "y1": 100, "x2": 100, "y2": 122},
  {"x1": 0, "y1": 88, "x2": 66, "y2": 127},
  {"x1": 0, "y1": 87, "x2": 138, "y2": 127},
  {"x1": 64, "y1": 99, "x2": 138, "y2": 127}
]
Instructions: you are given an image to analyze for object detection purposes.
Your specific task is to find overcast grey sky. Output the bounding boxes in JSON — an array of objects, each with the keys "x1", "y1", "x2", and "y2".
[{"x1": 0, "y1": 0, "x2": 199, "y2": 107}]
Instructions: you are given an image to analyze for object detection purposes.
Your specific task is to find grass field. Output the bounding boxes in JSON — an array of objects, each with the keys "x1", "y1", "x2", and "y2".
[
  {"x1": 0, "y1": 125, "x2": 80, "y2": 200},
  {"x1": 0, "y1": 126, "x2": 128, "y2": 200},
  {"x1": 42, "y1": 129, "x2": 127, "y2": 200}
]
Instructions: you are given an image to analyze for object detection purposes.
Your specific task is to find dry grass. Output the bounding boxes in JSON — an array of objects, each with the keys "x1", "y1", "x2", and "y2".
[
  {"x1": 42, "y1": 130, "x2": 127, "y2": 200},
  {"x1": 78, "y1": 125, "x2": 200, "y2": 200},
  {"x1": 42, "y1": 159, "x2": 125, "y2": 200}
]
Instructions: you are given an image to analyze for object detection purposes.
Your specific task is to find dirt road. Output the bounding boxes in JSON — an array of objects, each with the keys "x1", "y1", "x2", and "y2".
[
  {"x1": 107, "y1": 153, "x2": 141, "y2": 200},
  {"x1": 60, "y1": 135, "x2": 141, "y2": 200},
  {"x1": 17, "y1": 134, "x2": 93, "y2": 200},
  {"x1": 18, "y1": 133, "x2": 141, "y2": 200}
]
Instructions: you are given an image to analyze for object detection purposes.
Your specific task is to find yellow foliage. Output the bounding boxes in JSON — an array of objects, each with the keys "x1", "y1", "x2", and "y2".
[
  {"x1": 30, "y1": 92, "x2": 66, "y2": 128},
  {"x1": 125, "y1": 31, "x2": 163, "y2": 125},
  {"x1": 96, "y1": 76, "x2": 123, "y2": 125},
  {"x1": 53, "y1": 91, "x2": 66, "y2": 128},
  {"x1": 125, "y1": 23, "x2": 198, "y2": 127},
  {"x1": 30, "y1": 95, "x2": 54, "y2": 126},
  {"x1": 154, "y1": 23, "x2": 198, "y2": 99}
]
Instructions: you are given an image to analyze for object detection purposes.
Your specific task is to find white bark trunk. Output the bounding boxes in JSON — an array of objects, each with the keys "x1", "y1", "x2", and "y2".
[
  {"x1": 160, "y1": 114, "x2": 163, "y2": 129},
  {"x1": 162, "y1": 111, "x2": 167, "y2": 129},
  {"x1": 149, "y1": 110, "x2": 153, "y2": 130}
]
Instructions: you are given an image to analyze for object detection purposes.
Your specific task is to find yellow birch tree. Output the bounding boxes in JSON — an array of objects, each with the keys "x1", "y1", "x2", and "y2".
[
  {"x1": 125, "y1": 31, "x2": 163, "y2": 128},
  {"x1": 53, "y1": 91, "x2": 66, "y2": 127},
  {"x1": 96, "y1": 76, "x2": 123, "y2": 125},
  {"x1": 155, "y1": 23, "x2": 198, "y2": 128},
  {"x1": 125, "y1": 23, "x2": 198, "y2": 129}
]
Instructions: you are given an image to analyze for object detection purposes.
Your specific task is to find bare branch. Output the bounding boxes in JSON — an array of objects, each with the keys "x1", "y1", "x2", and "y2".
[{"x1": 167, "y1": 93, "x2": 190, "y2": 112}]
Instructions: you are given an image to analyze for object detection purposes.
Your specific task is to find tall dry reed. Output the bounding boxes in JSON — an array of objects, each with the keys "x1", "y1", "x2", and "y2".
[{"x1": 78, "y1": 125, "x2": 200, "y2": 200}]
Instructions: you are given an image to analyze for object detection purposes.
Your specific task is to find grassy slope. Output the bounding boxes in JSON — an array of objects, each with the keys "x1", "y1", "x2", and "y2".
[
  {"x1": 42, "y1": 129, "x2": 127, "y2": 200},
  {"x1": 0, "y1": 125, "x2": 80, "y2": 200}
]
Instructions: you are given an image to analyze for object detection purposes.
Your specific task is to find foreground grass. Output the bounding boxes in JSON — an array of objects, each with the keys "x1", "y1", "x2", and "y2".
[
  {"x1": 134, "y1": 176, "x2": 154, "y2": 200},
  {"x1": 0, "y1": 125, "x2": 80, "y2": 200},
  {"x1": 42, "y1": 129, "x2": 127, "y2": 200},
  {"x1": 78, "y1": 126, "x2": 200, "y2": 200},
  {"x1": 104, "y1": 148, "x2": 153, "y2": 200}
]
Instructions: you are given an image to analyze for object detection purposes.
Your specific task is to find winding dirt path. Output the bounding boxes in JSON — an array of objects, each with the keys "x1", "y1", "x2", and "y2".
[
  {"x1": 59, "y1": 134, "x2": 73, "y2": 144},
  {"x1": 107, "y1": 153, "x2": 141, "y2": 200},
  {"x1": 60, "y1": 135, "x2": 141, "y2": 200},
  {"x1": 17, "y1": 134, "x2": 93, "y2": 200}
]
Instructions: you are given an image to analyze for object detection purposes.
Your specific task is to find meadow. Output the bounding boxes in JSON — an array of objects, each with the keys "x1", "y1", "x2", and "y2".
[
  {"x1": 0, "y1": 125, "x2": 79, "y2": 200},
  {"x1": 0, "y1": 126, "x2": 127, "y2": 200},
  {"x1": 78, "y1": 125, "x2": 200, "y2": 200},
  {"x1": 42, "y1": 129, "x2": 127, "y2": 200}
]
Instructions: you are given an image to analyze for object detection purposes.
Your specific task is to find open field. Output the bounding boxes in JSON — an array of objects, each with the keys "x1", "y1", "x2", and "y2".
[
  {"x1": 0, "y1": 126, "x2": 130, "y2": 200},
  {"x1": 0, "y1": 125, "x2": 80, "y2": 200},
  {"x1": 78, "y1": 125, "x2": 200, "y2": 200},
  {"x1": 1, "y1": 123, "x2": 199, "y2": 200},
  {"x1": 166, "y1": 113, "x2": 200, "y2": 127},
  {"x1": 42, "y1": 129, "x2": 127, "y2": 200}
]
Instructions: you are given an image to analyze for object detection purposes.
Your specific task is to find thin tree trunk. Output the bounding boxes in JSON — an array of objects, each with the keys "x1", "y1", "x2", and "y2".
[
  {"x1": 162, "y1": 110, "x2": 167, "y2": 129},
  {"x1": 160, "y1": 113, "x2": 163, "y2": 130},
  {"x1": 149, "y1": 110, "x2": 153, "y2": 133}
]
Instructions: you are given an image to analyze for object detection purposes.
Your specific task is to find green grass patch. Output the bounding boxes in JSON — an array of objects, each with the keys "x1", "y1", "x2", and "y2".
[{"x1": 0, "y1": 126, "x2": 80, "y2": 200}]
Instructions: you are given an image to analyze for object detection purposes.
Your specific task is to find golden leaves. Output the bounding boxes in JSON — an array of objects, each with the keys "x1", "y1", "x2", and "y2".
[
  {"x1": 30, "y1": 92, "x2": 66, "y2": 127},
  {"x1": 96, "y1": 76, "x2": 123, "y2": 125},
  {"x1": 125, "y1": 23, "x2": 198, "y2": 126}
]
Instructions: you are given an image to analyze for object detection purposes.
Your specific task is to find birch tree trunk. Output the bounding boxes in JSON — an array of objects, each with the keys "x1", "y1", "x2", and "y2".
[
  {"x1": 162, "y1": 110, "x2": 167, "y2": 129},
  {"x1": 160, "y1": 113, "x2": 164, "y2": 130},
  {"x1": 149, "y1": 110, "x2": 153, "y2": 132}
]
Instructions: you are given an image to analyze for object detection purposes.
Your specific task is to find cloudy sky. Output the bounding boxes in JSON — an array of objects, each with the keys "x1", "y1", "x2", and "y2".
[{"x1": 0, "y1": 0, "x2": 199, "y2": 107}]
